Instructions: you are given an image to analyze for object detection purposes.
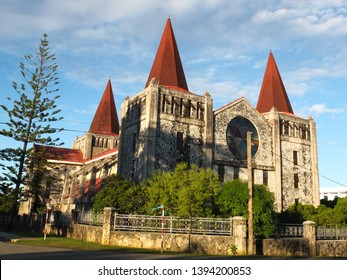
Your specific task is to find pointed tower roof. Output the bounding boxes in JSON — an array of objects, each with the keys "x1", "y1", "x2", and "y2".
[
  {"x1": 256, "y1": 51, "x2": 294, "y2": 114},
  {"x1": 145, "y1": 18, "x2": 189, "y2": 91},
  {"x1": 89, "y1": 80, "x2": 120, "y2": 135}
]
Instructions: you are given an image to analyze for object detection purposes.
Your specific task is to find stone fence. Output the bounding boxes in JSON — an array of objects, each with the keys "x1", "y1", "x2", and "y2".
[
  {"x1": 263, "y1": 221, "x2": 347, "y2": 257},
  {"x1": 68, "y1": 207, "x2": 247, "y2": 255}
]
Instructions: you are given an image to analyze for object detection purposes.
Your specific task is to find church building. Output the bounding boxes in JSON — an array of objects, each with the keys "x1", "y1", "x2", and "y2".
[
  {"x1": 19, "y1": 18, "x2": 320, "y2": 215},
  {"x1": 117, "y1": 18, "x2": 320, "y2": 212}
]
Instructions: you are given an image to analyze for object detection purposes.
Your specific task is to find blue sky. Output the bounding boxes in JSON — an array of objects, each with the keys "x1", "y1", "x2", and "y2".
[{"x1": 1, "y1": 0, "x2": 347, "y2": 190}]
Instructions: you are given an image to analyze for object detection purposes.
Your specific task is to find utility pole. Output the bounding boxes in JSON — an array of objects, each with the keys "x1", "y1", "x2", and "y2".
[{"x1": 247, "y1": 131, "x2": 254, "y2": 255}]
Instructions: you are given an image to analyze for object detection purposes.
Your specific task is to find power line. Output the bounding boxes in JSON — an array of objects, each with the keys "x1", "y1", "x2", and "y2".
[
  {"x1": 1, "y1": 120, "x2": 346, "y2": 187},
  {"x1": 263, "y1": 146, "x2": 347, "y2": 188}
]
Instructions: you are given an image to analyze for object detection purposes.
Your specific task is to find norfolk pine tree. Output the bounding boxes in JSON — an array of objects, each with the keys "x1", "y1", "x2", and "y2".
[{"x1": 0, "y1": 33, "x2": 63, "y2": 229}]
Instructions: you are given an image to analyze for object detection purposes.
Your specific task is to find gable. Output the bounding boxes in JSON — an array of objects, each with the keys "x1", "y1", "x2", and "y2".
[{"x1": 213, "y1": 97, "x2": 273, "y2": 167}]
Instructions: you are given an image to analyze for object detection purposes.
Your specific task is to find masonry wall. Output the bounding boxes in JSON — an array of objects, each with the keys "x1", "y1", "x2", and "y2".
[
  {"x1": 316, "y1": 240, "x2": 347, "y2": 257},
  {"x1": 110, "y1": 231, "x2": 237, "y2": 255},
  {"x1": 69, "y1": 224, "x2": 246, "y2": 255},
  {"x1": 263, "y1": 238, "x2": 310, "y2": 256}
]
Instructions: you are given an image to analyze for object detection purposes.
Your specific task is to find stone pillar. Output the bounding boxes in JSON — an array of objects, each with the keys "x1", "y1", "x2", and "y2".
[
  {"x1": 232, "y1": 216, "x2": 247, "y2": 255},
  {"x1": 203, "y1": 91, "x2": 213, "y2": 169},
  {"x1": 309, "y1": 117, "x2": 320, "y2": 207},
  {"x1": 142, "y1": 79, "x2": 159, "y2": 180},
  {"x1": 102, "y1": 207, "x2": 115, "y2": 245},
  {"x1": 303, "y1": 220, "x2": 316, "y2": 257},
  {"x1": 117, "y1": 96, "x2": 130, "y2": 178},
  {"x1": 268, "y1": 108, "x2": 283, "y2": 212},
  {"x1": 71, "y1": 209, "x2": 78, "y2": 224}
]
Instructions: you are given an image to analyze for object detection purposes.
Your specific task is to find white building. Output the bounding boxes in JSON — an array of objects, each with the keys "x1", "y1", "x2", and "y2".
[{"x1": 320, "y1": 187, "x2": 347, "y2": 201}]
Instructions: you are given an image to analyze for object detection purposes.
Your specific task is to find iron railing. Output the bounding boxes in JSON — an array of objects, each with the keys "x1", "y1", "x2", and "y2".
[
  {"x1": 77, "y1": 210, "x2": 103, "y2": 226},
  {"x1": 275, "y1": 224, "x2": 303, "y2": 237},
  {"x1": 317, "y1": 226, "x2": 347, "y2": 240},
  {"x1": 113, "y1": 214, "x2": 233, "y2": 236}
]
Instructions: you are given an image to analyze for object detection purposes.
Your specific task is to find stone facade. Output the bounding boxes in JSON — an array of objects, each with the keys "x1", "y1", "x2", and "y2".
[
  {"x1": 118, "y1": 84, "x2": 320, "y2": 211},
  {"x1": 118, "y1": 79, "x2": 213, "y2": 182}
]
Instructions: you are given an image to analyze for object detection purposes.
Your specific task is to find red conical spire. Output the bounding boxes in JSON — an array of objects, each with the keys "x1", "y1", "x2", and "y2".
[
  {"x1": 89, "y1": 80, "x2": 120, "y2": 135},
  {"x1": 145, "y1": 18, "x2": 189, "y2": 91},
  {"x1": 256, "y1": 51, "x2": 294, "y2": 114}
]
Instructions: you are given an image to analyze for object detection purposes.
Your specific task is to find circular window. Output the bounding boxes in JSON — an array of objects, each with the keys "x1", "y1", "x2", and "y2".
[{"x1": 226, "y1": 116, "x2": 259, "y2": 160}]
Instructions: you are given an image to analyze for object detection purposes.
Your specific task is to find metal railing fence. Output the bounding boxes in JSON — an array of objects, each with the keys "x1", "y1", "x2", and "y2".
[
  {"x1": 77, "y1": 210, "x2": 103, "y2": 226},
  {"x1": 113, "y1": 214, "x2": 233, "y2": 236},
  {"x1": 275, "y1": 224, "x2": 303, "y2": 237},
  {"x1": 317, "y1": 226, "x2": 347, "y2": 240}
]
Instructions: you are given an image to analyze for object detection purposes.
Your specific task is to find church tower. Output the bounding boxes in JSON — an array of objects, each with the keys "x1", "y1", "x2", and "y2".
[
  {"x1": 73, "y1": 80, "x2": 120, "y2": 159},
  {"x1": 118, "y1": 18, "x2": 213, "y2": 181},
  {"x1": 257, "y1": 51, "x2": 320, "y2": 211}
]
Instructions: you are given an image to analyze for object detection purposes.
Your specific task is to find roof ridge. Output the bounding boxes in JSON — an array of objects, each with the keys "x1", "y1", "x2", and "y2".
[{"x1": 145, "y1": 18, "x2": 189, "y2": 91}]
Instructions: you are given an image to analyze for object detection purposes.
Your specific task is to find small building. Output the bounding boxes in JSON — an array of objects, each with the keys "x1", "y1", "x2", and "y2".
[{"x1": 320, "y1": 187, "x2": 347, "y2": 201}]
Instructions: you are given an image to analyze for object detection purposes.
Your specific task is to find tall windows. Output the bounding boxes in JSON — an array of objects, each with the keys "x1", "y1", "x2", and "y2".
[
  {"x1": 294, "y1": 173, "x2": 299, "y2": 188},
  {"x1": 293, "y1": 151, "x2": 298, "y2": 165},
  {"x1": 218, "y1": 165, "x2": 225, "y2": 183}
]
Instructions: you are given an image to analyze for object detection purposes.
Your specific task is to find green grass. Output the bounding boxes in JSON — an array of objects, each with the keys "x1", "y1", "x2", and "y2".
[
  {"x1": 15, "y1": 236, "x2": 172, "y2": 254},
  {"x1": 16, "y1": 237, "x2": 123, "y2": 250}
]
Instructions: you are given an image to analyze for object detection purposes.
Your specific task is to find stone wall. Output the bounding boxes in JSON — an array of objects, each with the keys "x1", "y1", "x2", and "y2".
[
  {"x1": 68, "y1": 216, "x2": 347, "y2": 257},
  {"x1": 69, "y1": 208, "x2": 247, "y2": 255},
  {"x1": 68, "y1": 224, "x2": 103, "y2": 244},
  {"x1": 263, "y1": 238, "x2": 310, "y2": 256},
  {"x1": 69, "y1": 224, "x2": 243, "y2": 255},
  {"x1": 317, "y1": 240, "x2": 347, "y2": 257},
  {"x1": 109, "y1": 231, "x2": 237, "y2": 255}
]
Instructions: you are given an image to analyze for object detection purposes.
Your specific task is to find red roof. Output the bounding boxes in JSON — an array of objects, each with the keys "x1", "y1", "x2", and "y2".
[
  {"x1": 256, "y1": 51, "x2": 294, "y2": 114},
  {"x1": 34, "y1": 144, "x2": 83, "y2": 163},
  {"x1": 89, "y1": 80, "x2": 120, "y2": 135},
  {"x1": 33, "y1": 145, "x2": 118, "y2": 164},
  {"x1": 85, "y1": 148, "x2": 118, "y2": 163},
  {"x1": 145, "y1": 18, "x2": 189, "y2": 91}
]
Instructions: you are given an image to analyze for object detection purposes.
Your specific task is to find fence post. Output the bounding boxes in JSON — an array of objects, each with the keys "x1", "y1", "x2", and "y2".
[
  {"x1": 303, "y1": 220, "x2": 316, "y2": 257},
  {"x1": 71, "y1": 209, "x2": 78, "y2": 225},
  {"x1": 102, "y1": 207, "x2": 115, "y2": 245},
  {"x1": 232, "y1": 216, "x2": 247, "y2": 255}
]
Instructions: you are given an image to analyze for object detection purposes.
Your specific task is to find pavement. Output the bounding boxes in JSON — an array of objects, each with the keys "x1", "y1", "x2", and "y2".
[{"x1": 0, "y1": 231, "x2": 36, "y2": 243}]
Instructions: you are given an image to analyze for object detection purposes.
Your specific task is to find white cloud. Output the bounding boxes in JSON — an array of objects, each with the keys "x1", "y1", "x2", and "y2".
[{"x1": 309, "y1": 103, "x2": 343, "y2": 114}]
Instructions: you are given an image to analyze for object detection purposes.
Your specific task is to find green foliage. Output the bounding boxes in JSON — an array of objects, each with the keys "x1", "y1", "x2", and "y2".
[
  {"x1": 253, "y1": 184, "x2": 278, "y2": 237},
  {"x1": 92, "y1": 175, "x2": 147, "y2": 214},
  {"x1": 332, "y1": 198, "x2": 347, "y2": 226},
  {"x1": 217, "y1": 180, "x2": 277, "y2": 237},
  {"x1": 279, "y1": 198, "x2": 347, "y2": 227},
  {"x1": 0, "y1": 33, "x2": 63, "y2": 225},
  {"x1": 217, "y1": 179, "x2": 248, "y2": 217},
  {"x1": 144, "y1": 163, "x2": 220, "y2": 217}
]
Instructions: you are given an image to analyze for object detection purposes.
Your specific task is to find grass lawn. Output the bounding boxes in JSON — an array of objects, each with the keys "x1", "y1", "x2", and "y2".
[
  {"x1": 14, "y1": 235, "x2": 175, "y2": 255},
  {"x1": 16, "y1": 236, "x2": 125, "y2": 250}
]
